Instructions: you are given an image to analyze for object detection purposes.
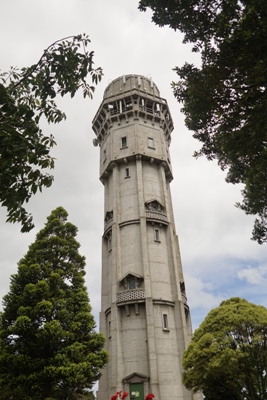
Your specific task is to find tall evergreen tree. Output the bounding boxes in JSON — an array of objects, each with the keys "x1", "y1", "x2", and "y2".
[{"x1": 0, "y1": 207, "x2": 108, "y2": 400}]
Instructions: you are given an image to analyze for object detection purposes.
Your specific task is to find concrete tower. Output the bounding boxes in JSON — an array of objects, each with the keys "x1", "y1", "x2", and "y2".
[{"x1": 93, "y1": 75, "x2": 198, "y2": 400}]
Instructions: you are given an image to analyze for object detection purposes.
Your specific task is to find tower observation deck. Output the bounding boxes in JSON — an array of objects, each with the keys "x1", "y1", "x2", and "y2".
[{"x1": 92, "y1": 75, "x2": 201, "y2": 400}]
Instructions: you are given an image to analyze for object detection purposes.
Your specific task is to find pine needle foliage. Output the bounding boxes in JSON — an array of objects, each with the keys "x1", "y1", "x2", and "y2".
[{"x1": 0, "y1": 207, "x2": 108, "y2": 400}]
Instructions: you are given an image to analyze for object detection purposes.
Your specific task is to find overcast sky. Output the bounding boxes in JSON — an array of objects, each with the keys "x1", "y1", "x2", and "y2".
[{"x1": 1, "y1": 0, "x2": 267, "y2": 331}]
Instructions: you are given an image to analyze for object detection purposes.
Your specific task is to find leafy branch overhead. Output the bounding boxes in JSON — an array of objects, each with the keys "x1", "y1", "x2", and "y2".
[
  {"x1": 0, "y1": 34, "x2": 103, "y2": 232},
  {"x1": 139, "y1": 0, "x2": 267, "y2": 244}
]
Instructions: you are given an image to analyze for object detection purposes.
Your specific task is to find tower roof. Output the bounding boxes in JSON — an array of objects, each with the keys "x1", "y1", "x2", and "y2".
[{"x1": 103, "y1": 74, "x2": 160, "y2": 100}]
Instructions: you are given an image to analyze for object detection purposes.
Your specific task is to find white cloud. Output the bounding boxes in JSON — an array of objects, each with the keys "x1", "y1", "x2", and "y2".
[
  {"x1": 185, "y1": 276, "x2": 223, "y2": 311},
  {"x1": 238, "y1": 265, "x2": 267, "y2": 285}
]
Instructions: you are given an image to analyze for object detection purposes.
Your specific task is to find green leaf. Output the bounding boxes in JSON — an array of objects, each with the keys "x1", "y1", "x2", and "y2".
[{"x1": 0, "y1": 34, "x2": 103, "y2": 232}]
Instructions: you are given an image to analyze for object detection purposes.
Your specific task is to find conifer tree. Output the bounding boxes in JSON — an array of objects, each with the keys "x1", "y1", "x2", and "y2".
[{"x1": 0, "y1": 207, "x2": 108, "y2": 400}]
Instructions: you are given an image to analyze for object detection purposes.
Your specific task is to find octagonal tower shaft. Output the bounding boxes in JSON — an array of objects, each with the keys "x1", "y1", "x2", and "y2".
[{"x1": 93, "y1": 75, "x2": 199, "y2": 400}]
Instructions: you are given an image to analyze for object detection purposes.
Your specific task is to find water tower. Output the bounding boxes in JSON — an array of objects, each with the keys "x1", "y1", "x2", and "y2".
[{"x1": 93, "y1": 75, "x2": 200, "y2": 400}]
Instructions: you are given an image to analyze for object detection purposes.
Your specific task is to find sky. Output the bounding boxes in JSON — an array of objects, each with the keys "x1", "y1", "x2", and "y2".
[{"x1": 0, "y1": 0, "x2": 267, "y2": 332}]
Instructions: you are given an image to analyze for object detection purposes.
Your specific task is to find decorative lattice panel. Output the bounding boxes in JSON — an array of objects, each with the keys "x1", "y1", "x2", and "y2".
[
  {"x1": 145, "y1": 211, "x2": 168, "y2": 223},
  {"x1": 117, "y1": 289, "x2": 145, "y2": 303}
]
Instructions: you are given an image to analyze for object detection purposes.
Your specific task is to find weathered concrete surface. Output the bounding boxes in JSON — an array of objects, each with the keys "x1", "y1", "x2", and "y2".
[{"x1": 93, "y1": 75, "x2": 202, "y2": 400}]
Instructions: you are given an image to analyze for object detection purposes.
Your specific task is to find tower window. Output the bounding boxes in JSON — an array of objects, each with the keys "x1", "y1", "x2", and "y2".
[
  {"x1": 125, "y1": 168, "x2": 130, "y2": 178},
  {"x1": 108, "y1": 320, "x2": 111, "y2": 338},
  {"x1": 146, "y1": 101, "x2": 153, "y2": 114},
  {"x1": 148, "y1": 137, "x2": 155, "y2": 149},
  {"x1": 146, "y1": 200, "x2": 163, "y2": 213},
  {"x1": 128, "y1": 276, "x2": 136, "y2": 289},
  {"x1": 103, "y1": 149, "x2": 107, "y2": 163},
  {"x1": 163, "y1": 313, "x2": 169, "y2": 330},
  {"x1": 150, "y1": 201, "x2": 159, "y2": 211},
  {"x1": 105, "y1": 210, "x2": 113, "y2": 223},
  {"x1": 121, "y1": 136, "x2": 127, "y2": 148},
  {"x1": 154, "y1": 228, "x2": 160, "y2": 242}
]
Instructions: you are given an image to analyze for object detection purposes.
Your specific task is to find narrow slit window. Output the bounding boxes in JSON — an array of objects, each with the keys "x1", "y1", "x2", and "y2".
[
  {"x1": 125, "y1": 168, "x2": 130, "y2": 178},
  {"x1": 163, "y1": 313, "x2": 169, "y2": 330},
  {"x1": 148, "y1": 137, "x2": 155, "y2": 149},
  {"x1": 154, "y1": 228, "x2": 160, "y2": 242},
  {"x1": 108, "y1": 320, "x2": 111, "y2": 337},
  {"x1": 121, "y1": 136, "x2": 127, "y2": 148}
]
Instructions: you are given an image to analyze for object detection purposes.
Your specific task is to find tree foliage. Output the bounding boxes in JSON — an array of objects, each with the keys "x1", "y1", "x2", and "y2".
[
  {"x1": 182, "y1": 297, "x2": 267, "y2": 400},
  {"x1": 139, "y1": 0, "x2": 267, "y2": 243},
  {"x1": 0, "y1": 34, "x2": 102, "y2": 232},
  {"x1": 0, "y1": 207, "x2": 108, "y2": 400}
]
